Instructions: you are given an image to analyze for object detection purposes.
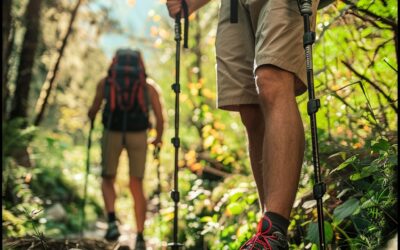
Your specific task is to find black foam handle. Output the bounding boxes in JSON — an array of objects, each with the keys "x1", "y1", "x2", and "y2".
[
  {"x1": 182, "y1": 0, "x2": 189, "y2": 48},
  {"x1": 230, "y1": 0, "x2": 238, "y2": 23}
]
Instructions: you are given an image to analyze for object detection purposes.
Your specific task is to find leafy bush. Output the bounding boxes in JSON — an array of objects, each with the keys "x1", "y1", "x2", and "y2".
[
  {"x1": 323, "y1": 137, "x2": 397, "y2": 249},
  {"x1": 2, "y1": 129, "x2": 104, "y2": 238}
]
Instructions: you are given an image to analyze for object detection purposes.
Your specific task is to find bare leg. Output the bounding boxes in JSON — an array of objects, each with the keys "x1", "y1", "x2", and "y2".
[
  {"x1": 129, "y1": 176, "x2": 147, "y2": 233},
  {"x1": 102, "y1": 177, "x2": 116, "y2": 213},
  {"x1": 256, "y1": 65, "x2": 305, "y2": 219},
  {"x1": 239, "y1": 105, "x2": 266, "y2": 212}
]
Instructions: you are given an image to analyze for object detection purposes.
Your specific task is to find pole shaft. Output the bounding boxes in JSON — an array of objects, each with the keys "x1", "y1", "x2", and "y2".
[
  {"x1": 171, "y1": 15, "x2": 182, "y2": 249},
  {"x1": 301, "y1": 5, "x2": 326, "y2": 249}
]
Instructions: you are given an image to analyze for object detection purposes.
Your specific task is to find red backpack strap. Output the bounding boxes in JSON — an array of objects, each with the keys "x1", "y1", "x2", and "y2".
[
  {"x1": 107, "y1": 56, "x2": 118, "y2": 112},
  {"x1": 110, "y1": 80, "x2": 116, "y2": 112},
  {"x1": 137, "y1": 53, "x2": 148, "y2": 114}
]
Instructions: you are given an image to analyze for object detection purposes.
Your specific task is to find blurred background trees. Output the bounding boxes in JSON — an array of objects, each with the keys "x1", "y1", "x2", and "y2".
[{"x1": 2, "y1": 0, "x2": 397, "y2": 249}]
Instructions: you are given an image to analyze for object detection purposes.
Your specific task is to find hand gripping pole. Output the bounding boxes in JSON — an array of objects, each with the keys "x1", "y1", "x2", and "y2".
[{"x1": 298, "y1": 0, "x2": 327, "y2": 249}]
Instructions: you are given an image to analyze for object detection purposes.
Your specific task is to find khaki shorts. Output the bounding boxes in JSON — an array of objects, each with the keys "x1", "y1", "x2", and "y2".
[
  {"x1": 216, "y1": 0, "x2": 319, "y2": 110},
  {"x1": 101, "y1": 130, "x2": 147, "y2": 178}
]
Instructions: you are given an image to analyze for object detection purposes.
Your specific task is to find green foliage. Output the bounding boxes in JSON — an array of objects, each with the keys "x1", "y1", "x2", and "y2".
[
  {"x1": 306, "y1": 222, "x2": 334, "y2": 246},
  {"x1": 148, "y1": 172, "x2": 259, "y2": 249},
  {"x1": 325, "y1": 137, "x2": 397, "y2": 248},
  {"x1": 2, "y1": 130, "x2": 103, "y2": 238},
  {"x1": 2, "y1": 161, "x2": 45, "y2": 237},
  {"x1": 2, "y1": 118, "x2": 37, "y2": 156}
]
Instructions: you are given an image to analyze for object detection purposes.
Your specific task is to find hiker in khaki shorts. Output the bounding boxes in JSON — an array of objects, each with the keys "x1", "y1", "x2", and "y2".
[
  {"x1": 167, "y1": 0, "x2": 319, "y2": 248},
  {"x1": 88, "y1": 49, "x2": 164, "y2": 250}
]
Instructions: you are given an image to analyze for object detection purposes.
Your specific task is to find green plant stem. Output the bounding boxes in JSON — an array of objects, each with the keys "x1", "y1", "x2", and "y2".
[{"x1": 323, "y1": 208, "x2": 354, "y2": 249}]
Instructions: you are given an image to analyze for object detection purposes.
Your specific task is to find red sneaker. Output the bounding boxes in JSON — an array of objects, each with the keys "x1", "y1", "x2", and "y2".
[{"x1": 240, "y1": 214, "x2": 289, "y2": 250}]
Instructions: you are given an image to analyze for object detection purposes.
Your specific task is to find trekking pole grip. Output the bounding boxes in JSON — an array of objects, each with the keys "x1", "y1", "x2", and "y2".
[
  {"x1": 90, "y1": 118, "x2": 94, "y2": 130},
  {"x1": 174, "y1": 0, "x2": 188, "y2": 48},
  {"x1": 299, "y1": 0, "x2": 312, "y2": 15},
  {"x1": 175, "y1": 13, "x2": 181, "y2": 43},
  {"x1": 153, "y1": 145, "x2": 161, "y2": 159}
]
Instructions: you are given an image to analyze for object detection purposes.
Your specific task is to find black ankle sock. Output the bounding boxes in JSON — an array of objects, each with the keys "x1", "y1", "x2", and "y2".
[
  {"x1": 108, "y1": 212, "x2": 116, "y2": 223},
  {"x1": 265, "y1": 211, "x2": 290, "y2": 235},
  {"x1": 137, "y1": 232, "x2": 144, "y2": 240}
]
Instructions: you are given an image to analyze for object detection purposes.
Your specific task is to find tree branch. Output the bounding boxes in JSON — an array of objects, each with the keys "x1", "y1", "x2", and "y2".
[
  {"x1": 341, "y1": 0, "x2": 397, "y2": 28},
  {"x1": 341, "y1": 60, "x2": 397, "y2": 112},
  {"x1": 34, "y1": 0, "x2": 83, "y2": 126}
]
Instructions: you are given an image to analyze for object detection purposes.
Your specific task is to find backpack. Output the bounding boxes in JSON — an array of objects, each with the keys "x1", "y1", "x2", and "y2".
[{"x1": 102, "y1": 49, "x2": 150, "y2": 133}]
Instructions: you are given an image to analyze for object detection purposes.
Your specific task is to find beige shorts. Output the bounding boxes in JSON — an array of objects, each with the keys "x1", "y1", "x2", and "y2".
[
  {"x1": 216, "y1": 0, "x2": 319, "y2": 110},
  {"x1": 101, "y1": 130, "x2": 147, "y2": 178}
]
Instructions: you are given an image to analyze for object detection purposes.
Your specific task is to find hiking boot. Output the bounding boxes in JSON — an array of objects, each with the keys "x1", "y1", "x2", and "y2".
[
  {"x1": 104, "y1": 221, "x2": 121, "y2": 241},
  {"x1": 134, "y1": 234, "x2": 146, "y2": 250},
  {"x1": 240, "y1": 214, "x2": 289, "y2": 250}
]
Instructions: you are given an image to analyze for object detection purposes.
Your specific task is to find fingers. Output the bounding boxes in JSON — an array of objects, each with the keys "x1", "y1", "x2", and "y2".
[
  {"x1": 149, "y1": 138, "x2": 162, "y2": 148},
  {"x1": 166, "y1": 0, "x2": 182, "y2": 18},
  {"x1": 88, "y1": 112, "x2": 95, "y2": 121},
  {"x1": 152, "y1": 141, "x2": 162, "y2": 148}
]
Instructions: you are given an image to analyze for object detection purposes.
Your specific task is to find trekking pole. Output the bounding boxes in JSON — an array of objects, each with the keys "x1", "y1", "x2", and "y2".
[
  {"x1": 168, "y1": 1, "x2": 188, "y2": 248},
  {"x1": 153, "y1": 145, "x2": 162, "y2": 212},
  {"x1": 298, "y1": 0, "x2": 326, "y2": 249},
  {"x1": 169, "y1": 12, "x2": 184, "y2": 250},
  {"x1": 153, "y1": 145, "x2": 162, "y2": 239},
  {"x1": 80, "y1": 118, "x2": 95, "y2": 237}
]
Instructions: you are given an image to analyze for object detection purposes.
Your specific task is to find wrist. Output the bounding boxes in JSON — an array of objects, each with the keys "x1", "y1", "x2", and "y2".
[{"x1": 187, "y1": 0, "x2": 208, "y2": 15}]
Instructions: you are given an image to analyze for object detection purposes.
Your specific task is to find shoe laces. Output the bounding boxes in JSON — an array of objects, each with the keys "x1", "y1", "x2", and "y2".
[{"x1": 241, "y1": 215, "x2": 279, "y2": 250}]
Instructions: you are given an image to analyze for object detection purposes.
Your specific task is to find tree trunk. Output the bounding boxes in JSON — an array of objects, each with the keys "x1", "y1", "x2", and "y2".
[
  {"x1": 8, "y1": 0, "x2": 42, "y2": 121},
  {"x1": 34, "y1": 0, "x2": 83, "y2": 126},
  {"x1": 2, "y1": 0, "x2": 12, "y2": 121},
  {"x1": 8, "y1": 0, "x2": 42, "y2": 168}
]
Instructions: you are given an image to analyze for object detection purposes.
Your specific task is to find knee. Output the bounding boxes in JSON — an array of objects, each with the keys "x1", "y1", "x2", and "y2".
[
  {"x1": 238, "y1": 105, "x2": 264, "y2": 132},
  {"x1": 102, "y1": 177, "x2": 115, "y2": 185},
  {"x1": 129, "y1": 176, "x2": 144, "y2": 192},
  {"x1": 255, "y1": 65, "x2": 296, "y2": 105}
]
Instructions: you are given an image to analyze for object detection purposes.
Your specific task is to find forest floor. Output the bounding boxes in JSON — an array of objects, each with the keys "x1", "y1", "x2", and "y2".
[
  {"x1": 2, "y1": 221, "x2": 163, "y2": 250},
  {"x1": 3, "y1": 198, "x2": 165, "y2": 250},
  {"x1": 2, "y1": 222, "x2": 163, "y2": 250}
]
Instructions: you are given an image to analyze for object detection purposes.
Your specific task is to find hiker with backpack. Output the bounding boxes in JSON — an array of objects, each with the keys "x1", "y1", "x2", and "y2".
[
  {"x1": 88, "y1": 49, "x2": 164, "y2": 250},
  {"x1": 167, "y1": 0, "x2": 321, "y2": 249}
]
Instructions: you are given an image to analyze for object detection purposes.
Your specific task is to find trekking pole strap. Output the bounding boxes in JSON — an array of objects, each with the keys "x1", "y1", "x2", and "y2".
[
  {"x1": 181, "y1": 0, "x2": 189, "y2": 48},
  {"x1": 230, "y1": 0, "x2": 238, "y2": 23}
]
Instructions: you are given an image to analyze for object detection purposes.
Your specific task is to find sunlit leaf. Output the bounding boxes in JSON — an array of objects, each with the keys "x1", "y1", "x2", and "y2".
[
  {"x1": 333, "y1": 198, "x2": 360, "y2": 223},
  {"x1": 329, "y1": 155, "x2": 358, "y2": 174},
  {"x1": 226, "y1": 202, "x2": 243, "y2": 216}
]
